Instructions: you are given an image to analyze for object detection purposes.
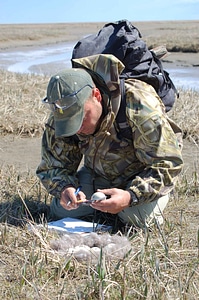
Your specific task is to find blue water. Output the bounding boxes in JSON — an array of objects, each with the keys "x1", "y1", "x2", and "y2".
[
  {"x1": 0, "y1": 42, "x2": 198, "y2": 91},
  {"x1": 0, "y1": 43, "x2": 74, "y2": 73},
  {"x1": 164, "y1": 64, "x2": 199, "y2": 91}
]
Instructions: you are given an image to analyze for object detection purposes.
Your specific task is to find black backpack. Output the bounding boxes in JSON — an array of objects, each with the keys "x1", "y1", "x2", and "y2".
[
  {"x1": 72, "y1": 20, "x2": 179, "y2": 139},
  {"x1": 72, "y1": 19, "x2": 178, "y2": 113}
]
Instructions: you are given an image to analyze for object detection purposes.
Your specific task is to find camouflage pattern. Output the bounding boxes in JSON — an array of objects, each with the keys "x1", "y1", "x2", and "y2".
[{"x1": 36, "y1": 54, "x2": 183, "y2": 204}]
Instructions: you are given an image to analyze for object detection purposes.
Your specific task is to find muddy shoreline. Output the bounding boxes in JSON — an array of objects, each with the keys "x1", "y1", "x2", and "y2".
[
  {"x1": 0, "y1": 135, "x2": 197, "y2": 181},
  {"x1": 0, "y1": 21, "x2": 198, "y2": 178},
  {"x1": 1, "y1": 21, "x2": 199, "y2": 68}
]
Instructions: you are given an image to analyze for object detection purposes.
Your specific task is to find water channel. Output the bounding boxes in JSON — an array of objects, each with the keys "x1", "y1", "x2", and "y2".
[
  {"x1": 0, "y1": 43, "x2": 198, "y2": 178},
  {"x1": 0, "y1": 42, "x2": 199, "y2": 92}
]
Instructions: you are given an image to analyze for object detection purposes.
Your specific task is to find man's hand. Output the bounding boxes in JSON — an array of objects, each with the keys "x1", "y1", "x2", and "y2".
[
  {"x1": 60, "y1": 186, "x2": 86, "y2": 210},
  {"x1": 90, "y1": 188, "x2": 131, "y2": 214}
]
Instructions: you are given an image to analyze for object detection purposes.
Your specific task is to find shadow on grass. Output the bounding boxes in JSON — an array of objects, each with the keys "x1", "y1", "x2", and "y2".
[
  {"x1": 0, "y1": 195, "x2": 51, "y2": 227},
  {"x1": 0, "y1": 193, "x2": 125, "y2": 233}
]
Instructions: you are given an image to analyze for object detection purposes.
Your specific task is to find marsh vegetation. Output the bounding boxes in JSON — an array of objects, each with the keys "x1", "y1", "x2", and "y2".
[{"x1": 0, "y1": 21, "x2": 198, "y2": 299}]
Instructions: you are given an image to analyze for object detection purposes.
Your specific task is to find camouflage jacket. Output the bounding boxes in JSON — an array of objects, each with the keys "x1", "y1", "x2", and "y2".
[{"x1": 36, "y1": 54, "x2": 183, "y2": 204}]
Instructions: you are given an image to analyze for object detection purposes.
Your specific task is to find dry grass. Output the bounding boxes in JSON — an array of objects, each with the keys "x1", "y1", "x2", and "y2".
[
  {"x1": 0, "y1": 165, "x2": 198, "y2": 299},
  {"x1": 0, "y1": 21, "x2": 199, "y2": 52},
  {"x1": 0, "y1": 21, "x2": 199, "y2": 299},
  {"x1": 138, "y1": 20, "x2": 199, "y2": 52},
  {"x1": 0, "y1": 23, "x2": 105, "y2": 49},
  {"x1": 0, "y1": 69, "x2": 198, "y2": 299},
  {"x1": 0, "y1": 69, "x2": 198, "y2": 141},
  {"x1": 0, "y1": 69, "x2": 49, "y2": 136},
  {"x1": 168, "y1": 88, "x2": 199, "y2": 142}
]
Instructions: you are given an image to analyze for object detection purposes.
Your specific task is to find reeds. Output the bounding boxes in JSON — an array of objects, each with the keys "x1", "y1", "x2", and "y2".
[
  {"x1": 0, "y1": 21, "x2": 199, "y2": 52},
  {"x1": 0, "y1": 168, "x2": 198, "y2": 299},
  {"x1": 0, "y1": 42, "x2": 199, "y2": 298},
  {"x1": 0, "y1": 115, "x2": 198, "y2": 299},
  {"x1": 1, "y1": 69, "x2": 199, "y2": 141},
  {"x1": 0, "y1": 69, "x2": 49, "y2": 136},
  {"x1": 169, "y1": 88, "x2": 199, "y2": 142}
]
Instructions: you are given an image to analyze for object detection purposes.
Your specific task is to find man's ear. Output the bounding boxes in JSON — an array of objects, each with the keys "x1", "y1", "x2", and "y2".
[{"x1": 92, "y1": 87, "x2": 102, "y2": 102}]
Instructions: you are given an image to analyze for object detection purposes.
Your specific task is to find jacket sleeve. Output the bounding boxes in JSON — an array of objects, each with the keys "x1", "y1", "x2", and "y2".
[
  {"x1": 36, "y1": 115, "x2": 82, "y2": 199},
  {"x1": 125, "y1": 79, "x2": 183, "y2": 204}
]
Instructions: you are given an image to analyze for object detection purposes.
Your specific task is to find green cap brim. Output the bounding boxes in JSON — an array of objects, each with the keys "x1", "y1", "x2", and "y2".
[{"x1": 54, "y1": 104, "x2": 84, "y2": 137}]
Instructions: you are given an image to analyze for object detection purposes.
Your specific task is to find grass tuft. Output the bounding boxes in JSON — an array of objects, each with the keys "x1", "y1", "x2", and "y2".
[
  {"x1": 0, "y1": 70, "x2": 49, "y2": 137},
  {"x1": 0, "y1": 164, "x2": 198, "y2": 299},
  {"x1": 0, "y1": 21, "x2": 199, "y2": 298},
  {"x1": 0, "y1": 70, "x2": 199, "y2": 142}
]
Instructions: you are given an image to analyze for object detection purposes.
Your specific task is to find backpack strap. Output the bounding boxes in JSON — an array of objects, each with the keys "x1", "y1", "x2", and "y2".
[
  {"x1": 115, "y1": 79, "x2": 132, "y2": 139},
  {"x1": 152, "y1": 53, "x2": 179, "y2": 97}
]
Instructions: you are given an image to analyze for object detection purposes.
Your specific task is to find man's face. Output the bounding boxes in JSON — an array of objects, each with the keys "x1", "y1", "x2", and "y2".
[{"x1": 77, "y1": 88, "x2": 102, "y2": 135}]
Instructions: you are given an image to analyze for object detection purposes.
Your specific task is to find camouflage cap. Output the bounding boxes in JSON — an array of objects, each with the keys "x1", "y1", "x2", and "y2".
[{"x1": 46, "y1": 68, "x2": 94, "y2": 137}]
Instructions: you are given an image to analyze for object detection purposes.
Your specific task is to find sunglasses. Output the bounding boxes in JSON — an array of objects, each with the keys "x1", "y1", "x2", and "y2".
[{"x1": 42, "y1": 84, "x2": 94, "y2": 112}]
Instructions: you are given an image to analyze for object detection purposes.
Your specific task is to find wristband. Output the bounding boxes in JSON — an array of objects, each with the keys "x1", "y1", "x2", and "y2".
[{"x1": 128, "y1": 190, "x2": 139, "y2": 206}]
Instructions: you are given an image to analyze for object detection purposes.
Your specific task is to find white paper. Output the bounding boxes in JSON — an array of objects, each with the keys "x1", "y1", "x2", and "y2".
[{"x1": 47, "y1": 217, "x2": 112, "y2": 233}]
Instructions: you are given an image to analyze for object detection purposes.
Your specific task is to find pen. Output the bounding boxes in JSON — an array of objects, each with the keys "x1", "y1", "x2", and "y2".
[
  {"x1": 67, "y1": 186, "x2": 82, "y2": 206},
  {"x1": 74, "y1": 186, "x2": 82, "y2": 196}
]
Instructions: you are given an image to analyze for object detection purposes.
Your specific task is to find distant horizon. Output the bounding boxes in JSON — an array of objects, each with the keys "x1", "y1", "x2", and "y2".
[
  {"x1": 1, "y1": 0, "x2": 199, "y2": 24},
  {"x1": 1, "y1": 19, "x2": 198, "y2": 26}
]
